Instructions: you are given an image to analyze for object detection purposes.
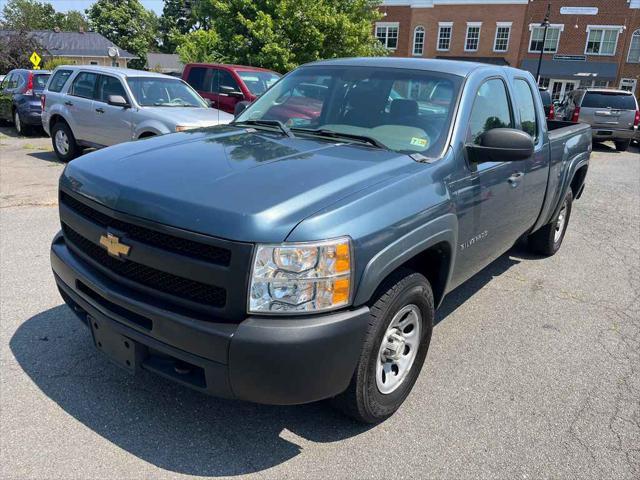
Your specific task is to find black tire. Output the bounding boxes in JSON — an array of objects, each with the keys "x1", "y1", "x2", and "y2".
[
  {"x1": 13, "y1": 110, "x2": 31, "y2": 136},
  {"x1": 51, "y1": 121, "x2": 81, "y2": 162},
  {"x1": 528, "y1": 189, "x2": 573, "y2": 256},
  {"x1": 332, "y1": 268, "x2": 434, "y2": 423},
  {"x1": 614, "y1": 139, "x2": 630, "y2": 152}
]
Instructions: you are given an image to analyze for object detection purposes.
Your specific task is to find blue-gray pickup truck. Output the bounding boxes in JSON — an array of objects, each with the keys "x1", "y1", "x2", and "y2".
[{"x1": 50, "y1": 58, "x2": 591, "y2": 423}]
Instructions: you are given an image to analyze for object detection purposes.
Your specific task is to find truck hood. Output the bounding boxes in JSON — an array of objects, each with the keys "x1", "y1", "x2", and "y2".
[
  {"x1": 61, "y1": 126, "x2": 416, "y2": 242},
  {"x1": 141, "y1": 106, "x2": 233, "y2": 126}
]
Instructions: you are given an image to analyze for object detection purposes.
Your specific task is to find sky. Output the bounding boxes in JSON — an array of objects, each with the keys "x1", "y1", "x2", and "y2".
[{"x1": 0, "y1": 0, "x2": 165, "y2": 15}]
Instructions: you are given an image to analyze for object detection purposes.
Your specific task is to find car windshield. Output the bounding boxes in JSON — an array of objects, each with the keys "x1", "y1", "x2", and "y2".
[
  {"x1": 33, "y1": 74, "x2": 50, "y2": 90},
  {"x1": 235, "y1": 65, "x2": 462, "y2": 156},
  {"x1": 126, "y1": 77, "x2": 207, "y2": 107},
  {"x1": 582, "y1": 92, "x2": 637, "y2": 110},
  {"x1": 237, "y1": 71, "x2": 281, "y2": 96}
]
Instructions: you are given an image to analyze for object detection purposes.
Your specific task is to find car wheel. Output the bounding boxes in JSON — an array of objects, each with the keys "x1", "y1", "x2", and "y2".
[
  {"x1": 528, "y1": 189, "x2": 573, "y2": 256},
  {"x1": 614, "y1": 139, "x2": 630, "y2": 152},
  {"x1": 332, "y1": 268, "x2": 434, "y2": 423},
  {"x1": 13, "y1": 110, "x2": 30, "y2": 136},
  {"x1": 51, "y1": 121, "x2": 81, "y2": 162}
]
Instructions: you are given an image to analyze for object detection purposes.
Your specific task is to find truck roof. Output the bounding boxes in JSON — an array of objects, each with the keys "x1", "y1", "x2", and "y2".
[{"x1": 306, "y1": 57, "x2": 505, "y2": 77}]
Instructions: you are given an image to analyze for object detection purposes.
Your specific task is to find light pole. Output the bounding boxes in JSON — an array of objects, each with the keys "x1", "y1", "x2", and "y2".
[{"x1": 535, "y1": 3, "x2": 551, "y2": 85}]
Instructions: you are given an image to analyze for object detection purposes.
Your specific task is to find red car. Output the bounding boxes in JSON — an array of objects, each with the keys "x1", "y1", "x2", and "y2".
[{"x1": 182, "y1": 63, "x2": 281, "y2": 114}]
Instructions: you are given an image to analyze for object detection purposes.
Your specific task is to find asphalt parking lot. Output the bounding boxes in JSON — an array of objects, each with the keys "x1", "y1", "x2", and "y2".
[{"x1": 1, "y1": 126, "x2": 638, "y2": 479}]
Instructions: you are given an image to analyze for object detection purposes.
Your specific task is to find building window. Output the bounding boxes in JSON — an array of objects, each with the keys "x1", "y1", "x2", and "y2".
[
  {"x1": 494, "y1": 23, "x2": 511, "y2": 52},
  {"x1": 538, "y1": 77, "x2": 550, "y2": 89},
  {"x1": 376, "y1": 22, "x2": 399, "y2": 50},
  {"x1": 619, "y1": 78, "x2": 637, "y2": 92},
  {"x1": 90, "y1": 61, "x2": 98, "y2": 65},
  {"x1": 628, "y1": 29, "x2": 640, "y2": 63},
  {"x1": 529, "y1": 25, "x2": 563, "y2": 53},
  {"x1": 465, "y1": 23, "x2": 481, "y2": 52},
  {"x1": 585, "y1": 26, "x2": 621, "y2": 56},
  {"x1": 437, "y1": 23, "x2": 452, "y2": 51},
  {"x1": 413, "y1": 26, "x2": 425, "y2": 56}
]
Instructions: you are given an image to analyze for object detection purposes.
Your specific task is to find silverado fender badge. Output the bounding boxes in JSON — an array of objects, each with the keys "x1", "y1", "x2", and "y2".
[
  {"x1": 99, "y1": 233, "x2": 131, "y2": 258},
  {"x1": 460, "y1": 230, "x2": 488, "y2": 251}
]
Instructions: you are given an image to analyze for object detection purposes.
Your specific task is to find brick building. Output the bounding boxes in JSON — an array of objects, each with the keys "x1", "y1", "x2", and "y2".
[
  {"x1": 518, "y1": 0, "x2": 640, "y2": 100},
  {"x1": 376, "y1": 0, "x2": 529, "y2": 66},
  {"x1": 375, "y1": 1, "x2": 640, "y2": 99}
]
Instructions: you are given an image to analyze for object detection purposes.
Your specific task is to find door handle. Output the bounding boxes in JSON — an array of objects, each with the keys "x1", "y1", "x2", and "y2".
[
  {"x1": 95, "y1": 107, "x2": 105, "y2": 113},
  {"x1": 508, "y1": 172, "x2": 524, "y2": 187},
  {"x1": 64, "y1": 101, "x2": 73, "y2": 106}
]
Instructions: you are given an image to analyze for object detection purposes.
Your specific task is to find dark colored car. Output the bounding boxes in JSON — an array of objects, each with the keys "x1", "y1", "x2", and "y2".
[
  {"x1": 539, "y1": 87, "x2": 555, "y2": 120},
  {"x1": 51, "y1": 58, "x2": 592, "y2": 423},
  {"x1": 182, "y1": 63, "x2": 281, "y2": 114},
  {"x1": 0, "y1": 69, "x2": 51, "y2": 135}
]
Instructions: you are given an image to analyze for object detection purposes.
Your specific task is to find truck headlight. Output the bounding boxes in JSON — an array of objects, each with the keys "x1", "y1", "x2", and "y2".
[{"x1": 248, "y1": 237, "x2": 352, "y2": 314}]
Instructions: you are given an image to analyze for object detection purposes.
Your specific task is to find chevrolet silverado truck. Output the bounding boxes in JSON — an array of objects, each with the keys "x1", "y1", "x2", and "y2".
[{"x1": 51, "y1": 58, "x2": 591, "y2": 423}]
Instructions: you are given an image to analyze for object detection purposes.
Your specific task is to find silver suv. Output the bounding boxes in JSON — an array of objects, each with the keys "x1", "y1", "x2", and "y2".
[
  {"x1": 42, "y1": 65, "x2": 233, "y2": 161},
  {"x1": 556, "y1": 88, "x2": 639, "y2": 151}
]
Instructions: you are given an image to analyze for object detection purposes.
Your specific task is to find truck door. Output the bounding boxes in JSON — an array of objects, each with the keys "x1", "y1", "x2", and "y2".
[{"x1": 449, "y1": 77, "x2": 527, "y2": 286}]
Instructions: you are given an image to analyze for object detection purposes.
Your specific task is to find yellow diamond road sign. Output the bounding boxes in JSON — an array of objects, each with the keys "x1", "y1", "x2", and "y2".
[{"x1": 30, "y1": 51, "x2": 41, "y2": 69}]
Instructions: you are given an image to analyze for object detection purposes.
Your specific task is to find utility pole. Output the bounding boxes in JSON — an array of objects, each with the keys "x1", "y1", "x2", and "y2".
[{"x1": 535, "y1": 3, "x2": 551, "y2": 85}]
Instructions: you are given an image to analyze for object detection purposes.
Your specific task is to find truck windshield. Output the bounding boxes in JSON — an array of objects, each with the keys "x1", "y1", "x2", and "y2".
[
  {"x1": 126, "y1": 77, "x2": 207, "y2": 107},
  {"x1": 235, "y1": 66, "x2": 462, "y2": 156},
  {"x1": 237, "y1": 71, "x2": 281, "y2": 96}
]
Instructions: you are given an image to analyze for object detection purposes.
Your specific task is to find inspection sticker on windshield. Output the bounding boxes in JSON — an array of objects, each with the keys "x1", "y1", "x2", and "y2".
[{"x1": 410, "y1": 137, "x2": 428, "y2": 148}]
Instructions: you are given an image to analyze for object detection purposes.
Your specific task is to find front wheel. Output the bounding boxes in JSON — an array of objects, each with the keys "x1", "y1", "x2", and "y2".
[
  {"x1": 332, "y1": 269, "x2": 434, "y2": 423},
  {"x1": 527, "y1": 189, "x2": 573, "y2": 256},
  {"x1": 51, "y1": 121, "x2": 81, "y2": 162}
]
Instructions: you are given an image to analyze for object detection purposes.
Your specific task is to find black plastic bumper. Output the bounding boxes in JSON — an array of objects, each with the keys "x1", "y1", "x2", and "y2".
[{"x1": 51, "y1": 232, "x2": 370, "y2": 405}]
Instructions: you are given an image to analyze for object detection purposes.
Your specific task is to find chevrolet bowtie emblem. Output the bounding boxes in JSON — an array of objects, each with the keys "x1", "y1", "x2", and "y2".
[{"x1": 99, "y1": 233, "x2": 131, "y2": 258}]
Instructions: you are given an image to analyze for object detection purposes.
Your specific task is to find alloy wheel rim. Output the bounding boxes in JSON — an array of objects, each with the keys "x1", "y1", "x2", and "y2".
[
  {"x1": 554, "y1": 202, "x2": 567, "y2": 243},
  {"x1": 55, "y1": 130, "x2": 69, "y2": 155},
  {"x1": 376, "y1": 304, "x2": 422, "y2": 394}
]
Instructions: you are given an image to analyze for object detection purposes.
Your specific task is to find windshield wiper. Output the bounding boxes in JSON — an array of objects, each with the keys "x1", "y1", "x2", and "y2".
[
  {"x1": 291, "y1": 128, "x2": 387, "y2": 149},
  {"x1": 232, "y1": 119, "x2": 294, "y2": 138}
]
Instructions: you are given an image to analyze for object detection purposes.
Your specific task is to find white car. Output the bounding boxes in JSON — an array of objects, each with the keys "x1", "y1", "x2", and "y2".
[{"x1": 42, "y1": 65, "x2": 233, "y2": 161}]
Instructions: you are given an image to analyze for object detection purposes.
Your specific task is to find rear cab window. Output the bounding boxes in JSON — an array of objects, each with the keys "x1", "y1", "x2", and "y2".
[
  {"x1": 48, "y1": 69, "x2": 73, "y2": 92},
  {"x1": 581, "y1": 92, "x2": 637, "y2": 110}
]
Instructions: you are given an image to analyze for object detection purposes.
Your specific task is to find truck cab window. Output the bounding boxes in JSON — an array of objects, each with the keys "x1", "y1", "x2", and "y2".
[
  {"x1": 513, "y1": 79, "x2": 538, "y2": 141},
  {"x1": 96, "y1": 75, "x2": 128, "y2": 103},
  {"x1": 468, "y1": 78, "x2": 513, "y2": 144},
  {"x1": 70, "y1": 72, "x2": 98, "y2": 99}
]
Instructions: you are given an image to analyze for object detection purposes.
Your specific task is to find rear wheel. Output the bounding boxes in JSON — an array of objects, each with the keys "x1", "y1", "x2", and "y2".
[
  {"x1": 13, "y1": 110, "x2": 31, "y2": 136},
  {"x1": 51, "y1": 121, "x2": 81, "y2": 162},
  {"x1": 614, "y1": 139, "x2": 630, "y2": 152},
  {"x1": 528, "y1": 189, "x2": 573, "y2": 256},
  {"x1": 332, "y1": 269, "x2": 434, "y2": 423}
]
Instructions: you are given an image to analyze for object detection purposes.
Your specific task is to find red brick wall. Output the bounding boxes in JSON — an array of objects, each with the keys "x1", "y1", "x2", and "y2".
[{"x1": 376, "y1": 6, "x2": 413, "y2": 57}]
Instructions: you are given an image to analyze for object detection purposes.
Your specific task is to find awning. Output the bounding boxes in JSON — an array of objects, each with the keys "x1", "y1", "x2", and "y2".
[
  {"x1": 436, "y1": 56, "x2": 509, "y2": 66},
  {"x1": 520, "y1": 58, "x2": 618, "y2": 81}
]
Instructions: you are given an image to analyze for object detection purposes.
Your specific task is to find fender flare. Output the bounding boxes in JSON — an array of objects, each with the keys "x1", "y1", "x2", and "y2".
[{"x1": 354, "y1": 213, "x2": 457, "y2": 306}]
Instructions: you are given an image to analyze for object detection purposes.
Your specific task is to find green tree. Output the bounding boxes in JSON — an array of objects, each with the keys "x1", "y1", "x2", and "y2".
[
  {"x1": 0, "y1": 0, "x2": 89, "y2": 31},
  {"x1": 175, "y1": 0, "x2": 386, "y2": 73},
  {"x1": 158, "y1": 0, "x2": 196, "y2": 53},
  {"x1": 86, "y1": 0, "x2": 158, "y2": 69},
  {"x1": 0, "y1": 30, "x2": 42, "y2": 71},
  {"x1": 173, "y1": 29, "x2": 225, "y2": 63}
]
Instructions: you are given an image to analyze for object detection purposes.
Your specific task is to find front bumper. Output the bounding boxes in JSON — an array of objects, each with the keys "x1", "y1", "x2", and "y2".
[{"x1": 51, "y1": 232, "x2": 369, "y2": 405}]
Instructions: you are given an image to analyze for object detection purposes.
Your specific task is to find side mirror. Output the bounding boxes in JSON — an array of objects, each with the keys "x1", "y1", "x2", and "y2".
[
  {"x1": 220, "y1": 85, "x2": 244, "y2": 99},
  {"x1": 234, "y1": 100, "x2": 250, "y2": 117},
  {"x1": 107, "y1": 95, "x2": 130, "y2": 108},
  {"x1": 466, "y1": 128, "x2": 534, "y2": 163}
]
